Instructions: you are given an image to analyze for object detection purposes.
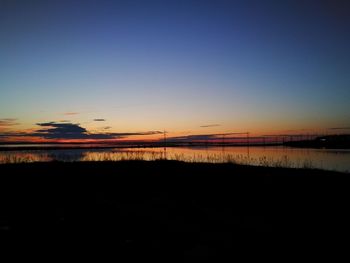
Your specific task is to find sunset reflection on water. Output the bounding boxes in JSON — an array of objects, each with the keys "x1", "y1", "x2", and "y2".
[{"x1": 0, "y1": 146, "x2": 349, "y2": 172}]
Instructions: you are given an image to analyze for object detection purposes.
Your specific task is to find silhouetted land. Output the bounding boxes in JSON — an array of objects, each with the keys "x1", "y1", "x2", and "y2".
[
  {"x1": 284, "y1": 134, "x2": 350, "y2": 149},
  {"x1": 0, "y1": 142, "x2": 280, "y2": 151},
  {"x1": 1, "y1": 161, "x2": 349, "y2": 259}
]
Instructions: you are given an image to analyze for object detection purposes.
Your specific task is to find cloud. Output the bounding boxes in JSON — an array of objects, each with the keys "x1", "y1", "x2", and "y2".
[
  {"x1": 35, "y1": 122, "x2": 110, "y2": 139},
  {"x1": 93, "y1": 119, "x2": 106, "y2": 122},
  {"x1": 63, "y1": 112, "x2": 79, "y2": 116},
  {"x1": 200, "y1": 124, "x2": 221, "y2": 128},
  {"x1": 0, "y1": 132, "x2": 24, "y2": 138},
  {"x1": 113, "y1": 131, "x2": 162, "y2": 136},
  {"x1": 329, "y1": 127, "x2": 350, "y2": 130},
  {"x1": 167, "y1": 132, "x2": 247, "y2": 142},
  {"x1": 0, "y1": 118, "x2": 17, "y2": 121},
  {"x1": 0, "y1": 118, "x2": 19, "y2": 127},
  {"x1": 0, "y1": 122, "x2": 162, "y2": 140},
  {"x1": 35, "y1": 122, "x2": 88, "y2": 139}
]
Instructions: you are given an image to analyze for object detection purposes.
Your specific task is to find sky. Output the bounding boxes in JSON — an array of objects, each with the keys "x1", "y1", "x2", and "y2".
[{"x1": 0, "y1": 0, "x2": 349, "y2": 142}]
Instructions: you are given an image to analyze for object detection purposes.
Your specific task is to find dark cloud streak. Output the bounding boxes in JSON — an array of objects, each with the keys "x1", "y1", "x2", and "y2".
[
  {"x1": 200, "y1": 124, "x2": 221, "y2": 128},
  {"x1": 0, "y1": 118, "x2": 19, "y2": 127},
  {"x1": 329, "y1": 127, "x2": 350, "y2": 130},
  {"x1": 0, "y1": 122, "x2": 162, "y2": 140},
  {"x1": 167, "y1": 132, "x2": 248, "y2": 142}
]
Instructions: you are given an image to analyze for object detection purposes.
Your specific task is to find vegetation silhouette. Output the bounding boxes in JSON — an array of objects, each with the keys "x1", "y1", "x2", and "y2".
[{"x1": 1, "y1": 161, "x2": 349, "y2": 259}]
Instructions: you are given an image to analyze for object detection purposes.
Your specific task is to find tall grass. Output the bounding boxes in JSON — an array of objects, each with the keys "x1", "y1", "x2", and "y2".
[
  {"x1": 0, "y1": 150, "x2": 315, "y2": 170},
  {"x1": 0, "y1": 153, "x2": 52, "y2": 163}
]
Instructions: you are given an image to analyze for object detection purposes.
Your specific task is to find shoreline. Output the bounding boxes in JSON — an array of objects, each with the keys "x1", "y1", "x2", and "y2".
[
  {"x1": 1, "y1": 142, "x2": 349, "y2": 152},
  {"x1": 0, "y1": 143, "x2": 281, "y2": 152}
]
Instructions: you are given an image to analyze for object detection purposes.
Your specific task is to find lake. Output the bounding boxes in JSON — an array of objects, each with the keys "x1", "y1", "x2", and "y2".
[{"x1": 0, "y1": 145, "x2": 349, "y2": 172}]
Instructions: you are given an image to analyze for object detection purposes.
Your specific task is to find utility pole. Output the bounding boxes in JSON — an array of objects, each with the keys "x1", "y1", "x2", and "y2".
[
  {"x1": 163, "y1": 130, "x2": 167, "y2": 160},
  {"x1": 163, "y1": 130, "x2": 166, "y2": 146},
  {"x1": 246, "y1": 132, "x2": 250, "y2": 157}
]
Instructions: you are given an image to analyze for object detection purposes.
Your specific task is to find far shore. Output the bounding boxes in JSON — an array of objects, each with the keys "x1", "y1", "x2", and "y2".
[
  {"x1": 1, "y1": 134, "x2": 349, "y2": 151},
  {"x1": 2, "y1": 142, "x2": 350, "y2": 152},
  {"x1": 0, "y1": 143, "x2": 282, "y2": 151}
]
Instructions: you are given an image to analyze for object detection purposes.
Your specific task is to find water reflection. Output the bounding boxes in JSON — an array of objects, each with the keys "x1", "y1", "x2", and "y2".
[{"x1": 0, "y1": 146, "x2": 349, "y2": 172}]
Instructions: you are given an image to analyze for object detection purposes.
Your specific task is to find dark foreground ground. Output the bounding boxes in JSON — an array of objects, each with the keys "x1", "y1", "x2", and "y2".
[{"x1": 0, "y1": 161, "x2": 349, "y2": 260}]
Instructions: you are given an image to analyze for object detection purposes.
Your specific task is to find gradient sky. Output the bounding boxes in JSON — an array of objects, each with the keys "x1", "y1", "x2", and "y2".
[{"x1": 0, "y1": 0, "x2": 349, "y2": 141}]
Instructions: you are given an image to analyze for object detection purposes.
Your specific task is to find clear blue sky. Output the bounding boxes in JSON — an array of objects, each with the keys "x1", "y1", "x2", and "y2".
[{"x1": 0, "y1": 0, "x2": 349, "y2": 141}]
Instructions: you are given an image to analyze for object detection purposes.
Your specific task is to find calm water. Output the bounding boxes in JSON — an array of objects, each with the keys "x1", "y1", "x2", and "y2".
[{"x1": 0, "y1": 146, "x2": 349, "y2": 172}]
